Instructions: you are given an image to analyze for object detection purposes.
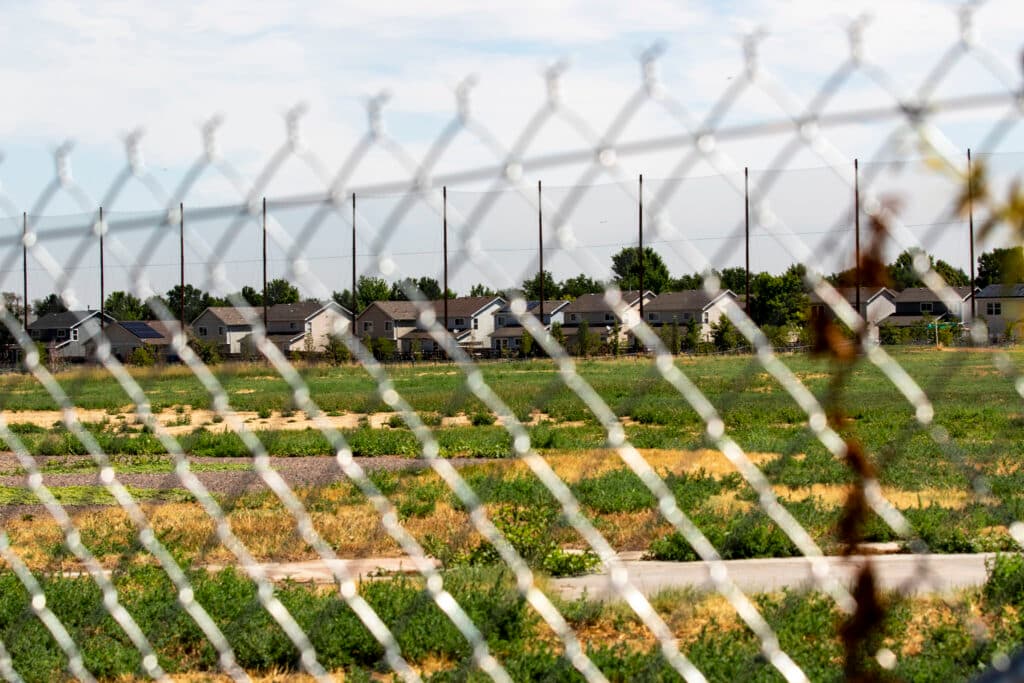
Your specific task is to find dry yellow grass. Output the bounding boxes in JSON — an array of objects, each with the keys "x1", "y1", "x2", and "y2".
[{"x1": 774, "y1": 484, "x2": 974, "y2": 510}]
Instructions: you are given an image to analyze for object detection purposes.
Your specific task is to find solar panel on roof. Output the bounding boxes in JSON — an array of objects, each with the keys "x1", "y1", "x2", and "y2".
[{"x1": 120, "y1": 321, "x2": 163, "y2": 339}]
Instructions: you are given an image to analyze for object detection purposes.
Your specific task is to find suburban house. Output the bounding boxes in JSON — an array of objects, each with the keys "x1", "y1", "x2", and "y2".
[
  {"x1": 808, "y1": 286, "x2": 896, "y2": 341},
  {"x1": 491, "y1": 300, "x2": 569, "y2": 353},
  {"x1": 194, "y1": 302, "x2": 352, "y2": 357},
  {"x1": 884, "y1": 286, "x2": 976, "y2": 328},
  {"x1": 975, "y1": 284, "x2": 1024, "y2": 341},
  {"x1": 27, "y1": 310, "x2": 117, "y2": 362},
  {"x1": 559, "y1": 290, "x2": 655, "y2": 348},
  {"x1": 242, "y1": 301, "x2": 351, "y2": 355},
  {"x1": 641, "y1": 290, "x2": 737, "y2": 342},
  {"x1": 191, "y1": 306, "x2": 260, "y2": 355},
  {"x1": 356, "y1": 296, "x2": 506, "y2": 354}
]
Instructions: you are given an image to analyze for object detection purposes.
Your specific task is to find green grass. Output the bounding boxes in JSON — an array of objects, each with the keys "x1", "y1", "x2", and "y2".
[
  {"x1": 0, "y1": 558, "x2": 1022, "y2": 681},
  {"x1": 0, "y1": 484, "x2": 194, "y2": 506}
]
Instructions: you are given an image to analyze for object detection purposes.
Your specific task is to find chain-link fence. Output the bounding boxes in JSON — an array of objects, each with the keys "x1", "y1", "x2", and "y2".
[{"x1": 0, "y1": 6, "x2": 1023, "y2": 682}]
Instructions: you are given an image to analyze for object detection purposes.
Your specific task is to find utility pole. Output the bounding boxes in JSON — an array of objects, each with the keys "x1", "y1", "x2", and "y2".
[
  {"x1": 968, "y1": 148, "x2": 977, "y2": 322},
  {"x1": 854, "y1": 158, "x2": 861, "y2": 318},
  {"x1": 262, "y1": 197, "x2": 268, "y2": 331},
  {"x1": 22, "y1": 212, "x2": 28, "y2": 331},
  {"x1": 538, "y1": 180, "x2": 544, "y2": 326},
  {"x1": 351, "y1": 192, "x2": 357, "y2": 327},
  {"x1": 744, "y1": 167, "x2": 750, "y2": 316},
  {"x1": 99, "y1": 206, "x2": 105, "y2": 330},
  {"x1": 443, "y1": 186, "x2": 449, "y2": 337},
  {"x1": 638, "y1": 174, "x2": 644, "y2": 324},
  {"x1": 179, "y1": 202, "x2": 185, "y2": 332}
]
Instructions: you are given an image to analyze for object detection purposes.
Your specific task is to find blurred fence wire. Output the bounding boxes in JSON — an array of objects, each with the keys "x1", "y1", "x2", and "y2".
[{"x1": 1, "y1": 5, "x2": 1024, "y2": 682}]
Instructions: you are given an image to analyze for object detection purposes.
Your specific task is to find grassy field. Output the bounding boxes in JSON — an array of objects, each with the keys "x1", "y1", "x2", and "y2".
[
  {"x1": 2, "y1": 557, "x2": 1024, "y2": 682},
  {"x1": 1, "y1": 349, "x2": 1023, "y2": 679}
]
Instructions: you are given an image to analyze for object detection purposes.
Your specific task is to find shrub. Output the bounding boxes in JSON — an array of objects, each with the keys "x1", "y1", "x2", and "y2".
[
  {"x1": 470, "y1": 411, "x2": 496, "y2": 426},
  {"x1": 125, "y1": 345, "x2": 156, "y2": 367},
  {"x1": 467, "y1": 505, "x2": 599, "y2": 577},
  {"x1": 984, "y1": 553, "x2": 1024, "y2": 609}
]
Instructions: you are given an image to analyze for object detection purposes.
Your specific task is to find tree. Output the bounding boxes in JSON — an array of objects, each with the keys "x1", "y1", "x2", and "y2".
[
  {"x1": 977, "y1": 247, "x2": 1024, "y2": 288},
  {"x1": 748, "y1": 265, "x2": 808, "y2": 327},
  {"x1": 33, "y1": 294, "x2": 67, "y2": 318},
  {"x1": 684, "y1": 321, "x2": 702, "y2": 351},
  {"x1": 886, "y1": 250, "x2": 968, "y2": 290},
  {"x1": 265, "y1": 278, "x2": 300, "y2": 306},
  {"x1": 716, "y1": 267, "x2": 747, "y2": 294},
  {"x1": 661, "y1": 319, "x2": 682, "y2": 354},
  {"x1": 551, "y1": 322, "x2": 566, "y2": 348},
  {"x1": 711, "y1": 317, "x2": 742, "y2": 351},
  {"x1": 668, "y1": 273, "x2": 702, "y2": 291},
  {"x1": 240, "y1": 286, "x2": 263, "y2": 306},
  {"x1": 163, "y1": 284, "x2": 210, "y2": 323},
  {"x1": 610, "y1": 246, "x2": 670, "y2": 294},
  {"x1": 521, "y1": 270, "x2": 560, "y2": 301},
  {"x1": 559, "y1": 274, "x2": 604, "y2": 298},
  {"x1": 469, "y1": 283, "x2": 496, "y2": 297},
  {"x1": 332, "y1": 289, "x2": 356, "y2": 313},
  {"x1": 574, "y1": 320, "x2": 595, "y2": 357},
  {"x1": 520, "y1": 330, "x2": 533, "y2": 358},
  {"x1": 390, "y1": 277, "x2": 444, "y2": 301},
  {"x1": 104, "y1": 291, "x2": 146, "y2": 321},
  {"x1": 355, "y1": 276, "x2": 390, "y2": 311}
]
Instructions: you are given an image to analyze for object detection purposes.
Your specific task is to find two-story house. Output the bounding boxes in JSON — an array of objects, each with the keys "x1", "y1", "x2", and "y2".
[
  {"x1": 975, "y1": 284, "x2": 1024, "y2": 341},
  {"x1": 884, "y1": 286, "x2": 976, "y2": 328},
  {"x1": 808, "y1": 286, "x2": 897, "y2": 342},
  {"x1": 491, "y1": 300, "x2": 569, "y2": 353},
  {"x1": 193, "y1": 301, "x2": 351, "y2": 357},
  {"x1": 641, "y1": 290, "x2": 737, "y2": 342},
  {"x1": 559, "y1": 290, "x2": 655, "y2": 348},
  {"x1": 191, "y1": 306, "x2": 260, "y2": 355},
  {"x1": 356, "y1": 296, "x2": 506, "y2": 354},
  {"x1": 28, "y1": 310, "x2": 117, "y2": 362},
  {"x1": 257, "y1": 301, "x2": 351, "y2": 355}
]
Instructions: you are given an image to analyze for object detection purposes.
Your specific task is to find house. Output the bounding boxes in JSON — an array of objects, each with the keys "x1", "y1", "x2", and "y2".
[
  {"x1": 884, "y1": 286, "x2": 976, "y2": 328},
  {"x1": 975, "y1": 284, "x2": 1024, "y2": 341},
  {"x1": 27, "y1": 310, "x2": 117, "y2": 362},
  {"x1": 491, "y1": 300, "x2": 569, "y2": 353},
  {"x1": 559, "y1": 290, "x2": 655, "y2": 348},
  {"x1": 194, "y1": 302, "x2": 352, "y2": 357},
  {"x1": 191, "y1": 306, "x2": 259, "y2": 355},
  {"x1": 808, "y1": 286, "x2": 896, "y2": 342},
  {"x1": 641, "y1": 290, "x2": 737, "y2": 342},
  {"x1": 253, "y1": 301, "x2": 351, "y2": 355},
  {"x1": 356, "y1": 296, "x2": 506, "y2": 355}
]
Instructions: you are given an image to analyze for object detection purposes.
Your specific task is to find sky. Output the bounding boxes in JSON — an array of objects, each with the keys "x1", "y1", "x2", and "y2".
[{"x1": 0, "y1": 0, "x2": 1022, "y2": 308}]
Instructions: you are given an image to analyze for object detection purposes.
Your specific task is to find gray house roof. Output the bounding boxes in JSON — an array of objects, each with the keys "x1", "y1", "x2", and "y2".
[
  {"x1": 645, "y1": 290, "x2": 735, "y2": 312},
  {"x1": 495, "y1": 300, "x2": 569, "y2": 316},
  {"x1": 562, "y1": 291, "x2": 648, "y2": 314},
  {"x1": 193, "y1": 306, "x2": 260, "y2": 326},
  {"x1": 894, "y1": 286, "x2": 974, "y2": 303},
  {"x1": 367, "y1": 296, "x2": 505, "y2": 323},
  {"x1": 28, "y1": 310, "x2": 113, "y2": 330},
  {"x1": 808, "y1": 286, "x2": 895, "y2": 306},
  {"x1": 977, "y1": 284, "x2": 1024, "y2": 299}
]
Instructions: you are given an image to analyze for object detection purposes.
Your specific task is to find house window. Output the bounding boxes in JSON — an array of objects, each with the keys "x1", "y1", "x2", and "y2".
[
  {"x1": 570, "y1": 313, "x2": 578, "y2": 322},
  {"x1": 218, "y1": 326, "x2": 224, "y2": 336},
  {"x1": 198, "y1": 326, "x2": 208, "y2": 336},
  {"x1": 384, "y1": 321, "x2": 392, "y2": 331},
  {"x1": 305, "y1": 322, "x2": 312, "y2": 333},
  {"x1": 987, "y1": 302, "x2": 1002, "y2": 316},
  {"x1": 497, "y1": 316, "x2": 506, "y2": 327},
  {"x1": 647, "y1": 312, "x2": 659, "y2": 322},
  {"x1": 57, "y1": 329, "x2": 67, "y2": 339},
  {"x1": 70, "y1": 329, "x2": 78, "y2": 341},
  {"x1": 290, "y1": 322, "x2": 296, "y2": 329},
  {"x1": 604, "y1": 313, "x2": 613, "y2": 322},
  {"x1": 920, "y1": 302, "x2": 933, "y2": 314},
  {"x1": 683, "y1": 312, "x2": 692, "y2": 321},
  {"x1": 473, "y1": 318, "x2": 479, "y2": 330},
  {"x1": 702, "y1": 312, "x2": 709, "y2": 323},
  {"x1": 362, "y1": 321, "x2": 374, "y2": 333},
  {"x1": 454, "y1": 317, "x2": 465, "y2": 327}
]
